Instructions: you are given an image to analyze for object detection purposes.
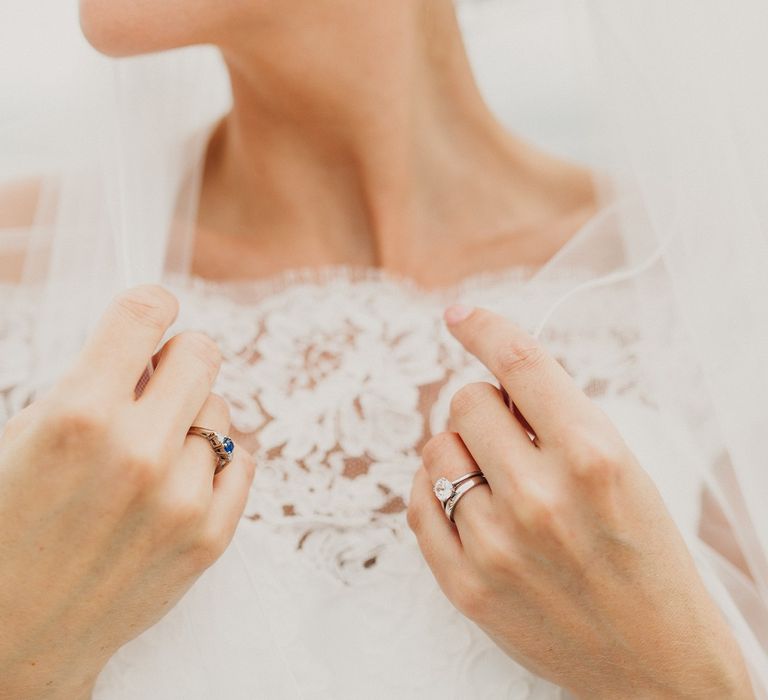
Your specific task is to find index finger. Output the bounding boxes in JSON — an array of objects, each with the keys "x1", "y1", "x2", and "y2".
[
  {"x1": 444, "y1": 305, "x2": 597, "y2": 443},
  {"x1": 66, "y1": 285, "x2": 179, "y2": 397}
]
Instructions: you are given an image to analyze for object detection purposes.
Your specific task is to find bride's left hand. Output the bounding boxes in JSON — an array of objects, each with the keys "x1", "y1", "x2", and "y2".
[{"x1": 408, "y1": 306, "x2": 754, "y2": 700}]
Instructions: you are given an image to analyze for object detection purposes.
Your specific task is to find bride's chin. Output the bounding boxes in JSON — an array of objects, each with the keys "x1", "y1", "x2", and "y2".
[{"x1": 78, "y1": 0, "x2": 202, "y2": 58}]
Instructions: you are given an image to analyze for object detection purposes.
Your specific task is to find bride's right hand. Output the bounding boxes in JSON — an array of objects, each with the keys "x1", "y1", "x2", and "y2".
[{"x1": 0, "y1": 285, "x2": 255, "y2": 700}]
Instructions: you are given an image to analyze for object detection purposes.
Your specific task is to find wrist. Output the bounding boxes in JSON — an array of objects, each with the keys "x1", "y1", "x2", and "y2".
[
  {"x1": 583, "y1": 659, "x2": 754, "y2": 700},
  {"x1": 0, "y1": 656, "x2": 101, "y2": 700},
  {"x1": 1, "y1": 676, "x2": 97, "y2": 700}
]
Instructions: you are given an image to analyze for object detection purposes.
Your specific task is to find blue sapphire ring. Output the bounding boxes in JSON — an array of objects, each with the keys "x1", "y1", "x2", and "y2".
[{"x1": 188, "y1": 427, "x2": 236, "y2": 475}]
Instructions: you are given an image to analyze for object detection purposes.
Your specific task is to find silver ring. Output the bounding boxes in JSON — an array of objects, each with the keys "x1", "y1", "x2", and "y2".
[
  {"x1": 444, "y1": 476, "x2": 488, "y2": 522},
  {"x1": 433, "y1": 470, "x2": 484, "y2": 506},
  {"x1": 188, "y1": 426, "x2": 235, "y2": 475}
]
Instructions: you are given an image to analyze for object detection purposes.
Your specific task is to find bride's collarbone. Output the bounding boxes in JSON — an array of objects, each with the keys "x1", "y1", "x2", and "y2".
[{"x1": 189, "y1": 200, "x2": 597, "y2": 288}]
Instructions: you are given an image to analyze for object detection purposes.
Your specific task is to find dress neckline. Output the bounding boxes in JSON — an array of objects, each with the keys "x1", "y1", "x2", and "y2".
[
  {"x1": 172, "y1": 191, "x2": 624, "y2": 303},
  {"x1": 176, "y1": 263, "x2": 539, "y2": 303}
]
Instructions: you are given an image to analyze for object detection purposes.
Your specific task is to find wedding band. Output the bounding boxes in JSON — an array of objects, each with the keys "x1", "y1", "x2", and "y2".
[
  {"x1": 187, "y1": 427, "x2": 235, "y2": 475},
  {"x1": 444, "y1": 476, "x2": 488, "y2": 522},
  {"x1": 433, "y1": 470, "x2": 484, "y2": 506}
]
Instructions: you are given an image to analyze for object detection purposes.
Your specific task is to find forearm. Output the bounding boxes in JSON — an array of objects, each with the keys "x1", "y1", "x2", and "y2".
[
  {"x1": 583, "y1": 639, "x2": 755, "y2": 700},
  {"x1": 0, "y1": 648, "x2": 101, "y2": 700},
  {"x1": 1, "y1": 674, "x2": 96, "y2": 700}
]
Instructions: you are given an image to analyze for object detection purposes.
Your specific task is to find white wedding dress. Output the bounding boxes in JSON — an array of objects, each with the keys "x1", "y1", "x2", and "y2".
[
  {"x1": 3, "y1": 1, "x2": 768, "y2": 696},
  {"x1": 1, "y1": 254, "x2": 703, "y2": 699}
]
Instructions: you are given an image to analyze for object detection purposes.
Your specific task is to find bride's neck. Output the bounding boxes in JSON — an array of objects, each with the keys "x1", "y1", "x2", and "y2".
[{"x1": 197, "y1": 1, "x2": 592, "y2": 282}]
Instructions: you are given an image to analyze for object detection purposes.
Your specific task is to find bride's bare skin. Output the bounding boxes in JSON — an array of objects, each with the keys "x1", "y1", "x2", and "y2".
[
  {"x1": 82, "y1": 0, "x2": 595, "y2": 286},
  {"x1": 0, "y1": 1, "x2": 754, "y2": 698},
  {"x1": 0, "y1": 179, "x2": 40, "y2": 283}
]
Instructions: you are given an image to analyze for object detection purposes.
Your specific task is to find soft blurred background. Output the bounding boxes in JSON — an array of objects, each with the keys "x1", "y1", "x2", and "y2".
[
  {"x1": 0, "y1": 0, "x2": 597, "y2": 183},
  {"x1": 0, "y1": 1, "x2": 95, "y2": 179}
]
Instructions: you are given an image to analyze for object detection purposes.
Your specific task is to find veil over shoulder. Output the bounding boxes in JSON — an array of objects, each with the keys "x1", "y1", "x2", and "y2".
[{"x1": 2, "y1": 0, "x2": 767, "y2": 696}]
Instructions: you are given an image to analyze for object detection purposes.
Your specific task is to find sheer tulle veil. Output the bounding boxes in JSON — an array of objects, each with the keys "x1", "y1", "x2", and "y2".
[{"x1": 2, "y1": 0, "x2": 767, "y2": 695}]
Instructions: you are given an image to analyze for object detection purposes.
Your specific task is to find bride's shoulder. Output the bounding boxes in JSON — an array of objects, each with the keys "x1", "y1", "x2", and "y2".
[{"x1": 0, "y1": 178, "x2": 41, "y2": 283}]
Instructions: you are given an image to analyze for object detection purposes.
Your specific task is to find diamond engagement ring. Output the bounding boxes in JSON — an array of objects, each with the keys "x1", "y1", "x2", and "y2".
[
  {"x1": 433, "y1": 470, "x2": 484, "y2": 506},
  {"x1": 443, "y1": 476, "x2": 488, "y2": 522},
  {"x1": 188, "y1": 427, "x2": 236, "y2": 475}
]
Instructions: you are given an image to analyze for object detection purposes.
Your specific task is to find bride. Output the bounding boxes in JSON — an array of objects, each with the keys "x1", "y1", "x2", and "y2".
[{"x1": 0, "y1": 0, "x2": 765, "y2": 697}]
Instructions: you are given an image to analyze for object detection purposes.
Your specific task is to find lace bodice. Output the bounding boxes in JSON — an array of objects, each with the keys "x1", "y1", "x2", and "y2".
[
  {"x1": 171, "y1": 269, "x2": 646, "y2": 585},
  {"x1": 0, "y1": 268, "x2": 700, "y2": 699}
]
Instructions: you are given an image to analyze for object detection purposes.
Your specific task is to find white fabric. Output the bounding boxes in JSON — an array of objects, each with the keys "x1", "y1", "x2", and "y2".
[
  {"x1": 576, "y1": 3, "x2": 768, "y2": 692},
  {"x1": 1, "y1": 0, "x2": 767, "y2": 697},
  {"x1": 1, "y1": 257, "x2": 699, "y2": 698}
]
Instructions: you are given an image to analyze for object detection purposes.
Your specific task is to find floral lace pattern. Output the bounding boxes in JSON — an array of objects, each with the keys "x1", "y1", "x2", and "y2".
[
  {"x1": 166, "y1": 267, "x2": 644, "y2": 584},
  {"x1": 1, "y1": 268, "x2": 644, "y2": 587},
  {"x1": 2, "y1": 269, "x2": 666, "y2": 698}
]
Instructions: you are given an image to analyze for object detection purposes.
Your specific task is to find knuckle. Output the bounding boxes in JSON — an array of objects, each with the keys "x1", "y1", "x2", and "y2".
[
  {"x1": 206, "y1": 393, "x2": 231, "y2": 424},
  {"x1": 473, "y1": 534, "x2": 515, "y2": 579},
  {"x1": 156, "y1": 489, "x2": 208, "y2": 530},
  {"x1": 579, "y1": 453, "x2": 621, "y2": 485},
  {"x1": 421, "y1": 432, "x2": 459, "y2": 470},
  {"x1": 122, "y1": 448, "x2": 166, "y2": 492},
  {"x1": 406, "y1": 468, "x2": 431, "y2": 534},
  {"x1": 565, "y1": 429, "x2": 625, "y2": 484},
  {"x1": 518, "y1": 495, "x2": 558, "y2": 533},
  {"x1": 47, "y1": 402, "x2": 108, "y2": 443},
  {"x1": 113, "y1": 285, "x2": 178, "y2": 331},
  {"x1": 175, "y1": 498, "x2": 208, "y2": 529},
  {"x1": 246, "y1": 455, "x2": 257, "y2": 482},
  {"x1": 512, "y1": 478, "x2": 567, "y2": 532},
  {"x1": 239, "y1": 450, "x2": 257, "y2": 481},
  {"x1": 450, "y1": 579, "x2": 489, "y2": 620},
  {"x1": 493, "y1": 340, "x2": 546, "y2": 378},
  {"x1": 470, "y1": 309, "x2": 497, "y2": 336},
  {"x1": 406, "y1": 499, "x2": 422, "y2": 533},
  {"x1": 190, "y1": 528, "x2": 228, "y2": 570},
  {"x1": 449, "y1": 382, "x2": 496, "y2": 420},
  {"x1": 177, "y1": 332, "x2": 222, "y2": 378}
]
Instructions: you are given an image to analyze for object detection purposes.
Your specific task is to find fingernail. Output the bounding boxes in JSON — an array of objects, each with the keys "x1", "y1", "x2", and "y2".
[{"x1": 444, "y1": 304, "x2": 475, "y2": 325}]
